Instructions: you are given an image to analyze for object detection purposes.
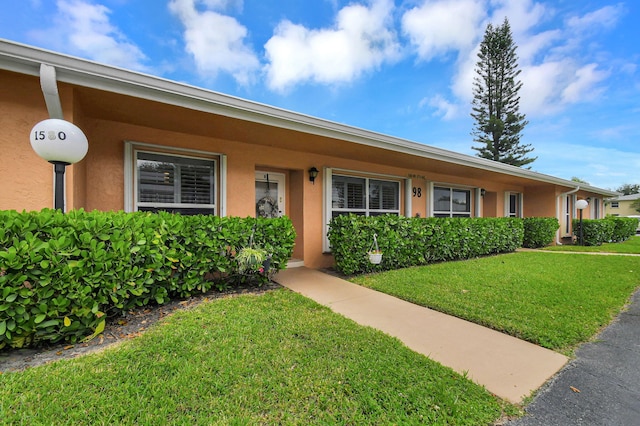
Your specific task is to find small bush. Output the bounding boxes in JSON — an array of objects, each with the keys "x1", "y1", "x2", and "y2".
[
  {"x1": 0, "y1": 209, "x2": 295, "y2": 349},
  {"x1": 573, "y1": 217, "x2": 638, "y2": 246},
  {"x1": 328, "y1": 215, "x2": 523, "y2": 275},
  {"x1": 522, "y1": 217, "x2": 560, "y2": 248}
]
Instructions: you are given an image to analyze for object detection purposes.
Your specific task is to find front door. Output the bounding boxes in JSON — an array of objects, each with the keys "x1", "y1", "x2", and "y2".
[{"x1": 255, "y1": 171, "x2": 285, "y2": 218}]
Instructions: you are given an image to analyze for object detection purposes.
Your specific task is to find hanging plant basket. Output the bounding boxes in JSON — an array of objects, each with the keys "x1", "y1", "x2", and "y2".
[
  {"x1": 367, "y1": 233, "x2": 383, "y2": 264},
  {"x1": 368, "y1": 251, "x2": 383, "y2": 264}
]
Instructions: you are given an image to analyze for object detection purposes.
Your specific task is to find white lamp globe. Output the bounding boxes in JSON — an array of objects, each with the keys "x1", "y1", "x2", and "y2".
[
  {"x1": 576, "y1": 199, "x2": 589, "y2": 210},
  {"x1": 30, "y1": 119, "x2": 88, "y2": 164}
]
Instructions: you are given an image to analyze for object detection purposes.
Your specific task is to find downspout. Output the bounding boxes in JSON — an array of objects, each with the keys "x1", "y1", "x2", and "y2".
[
  {"x1": 556, "y1": 186, "x2": 580, "y2": 245},
  {"x1": 40, "y1": 64, "x2": 64, "y2": 119}
]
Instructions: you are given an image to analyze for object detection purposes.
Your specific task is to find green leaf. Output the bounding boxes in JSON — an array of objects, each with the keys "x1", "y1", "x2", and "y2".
[
  {"x1": 34, "y1": 314, "x2": 46, "y2": 324},
  {"x1": 0, "y1": 321, "x2": 6, "y2": 335},
  {"x1": 5, "y1": 293, "x2": 17, "y2": 303}
]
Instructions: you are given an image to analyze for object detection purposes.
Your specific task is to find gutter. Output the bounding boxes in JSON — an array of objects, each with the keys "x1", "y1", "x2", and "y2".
[
  {"x1": 0, "y1": 40, "x2": 620, "y2": 198},
  {"x1": 556, "y1": 186, "x2": 580, "y2": 245}
]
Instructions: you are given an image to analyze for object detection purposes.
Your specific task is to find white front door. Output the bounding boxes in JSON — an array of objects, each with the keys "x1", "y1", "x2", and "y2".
[{"x1": 255, "y1": 172, "x2": 285, "y2": 218}]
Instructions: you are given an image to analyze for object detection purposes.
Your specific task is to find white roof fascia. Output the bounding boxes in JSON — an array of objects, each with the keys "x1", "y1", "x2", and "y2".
[{"x1": 0, "y1": 39, "x2": 618, "y2": 197}]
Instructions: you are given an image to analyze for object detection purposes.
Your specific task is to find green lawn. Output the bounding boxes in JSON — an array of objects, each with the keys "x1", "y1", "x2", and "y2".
[
  {"x1": 0, "y1": 290, "x2": 516, "y2": 425},
  {"x1": 542, "y1": 235, "x2": 640, "y2": 254},
  {"x1": 352, "y1": 251, "x2": 640, "y2": 354}
]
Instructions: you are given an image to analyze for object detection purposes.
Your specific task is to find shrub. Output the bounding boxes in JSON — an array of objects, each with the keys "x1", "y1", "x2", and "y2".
[
  {"x1": 0, "y1": 209, "x2": 295, "y2": 349},
  {"x1": 608, "y1": 217, "x2": 639, "y2": 242},
  {"x1": 522, "y1": 217, "x2": 560, "y2": 248},
  {"x1": 328, "y1": 215, "x2": 523, "y2": 275},
  {"x1": 572, "y1": 217, "x2": 637, "y2": 246}
]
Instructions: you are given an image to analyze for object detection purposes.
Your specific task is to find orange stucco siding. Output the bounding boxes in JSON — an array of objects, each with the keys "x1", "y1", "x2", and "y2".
[{"x1": 2, "y1": 68, "x2": 608, "y2": 267}]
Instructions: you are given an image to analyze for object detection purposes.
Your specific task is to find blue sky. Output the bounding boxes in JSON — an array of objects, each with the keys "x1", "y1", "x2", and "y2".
[{"x1": 1, "y1": 0, "x2": 639, "y2": 190}]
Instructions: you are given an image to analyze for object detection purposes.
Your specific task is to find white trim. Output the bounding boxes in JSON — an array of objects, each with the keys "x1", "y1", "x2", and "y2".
[
  {"x1": 255, "y1": 171, "x2": 286, "y2": 218},
  {"x1": 476, "y1": 188, "x2": 483, "y2": 218},
  {"x1": 405, "y1": 178, "x2": 412, "y2": 217},
  {"x1": 124, "y1": 142, "x2": 134, "y2": 212},
  {"x1": 124, "y1": 141, "x2": 220, "y2": 214},
  {"x1": 220, "y1": 155, "x2": 227, "y2": 217},
  {"x1": 0, "y1": 40, "x2": 617, "y2": 198},
  {"x1": 323, "y1": 167, "x2": 333, "y2": 253},
  {"x1": 427, "y1": 181, "x2": 434, "y2": 217},
  {"x1": 504, "y1": 192, "x2": 523, "y2": 218}
]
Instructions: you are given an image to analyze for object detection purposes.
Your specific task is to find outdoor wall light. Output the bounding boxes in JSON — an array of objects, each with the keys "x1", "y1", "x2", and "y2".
[
  {"x1": 30, "y1": 119, "x2": 88, "y2": 212},
  {"x1": 308, "y1": 167, "x2": 319, "y2": 184},
  {"x1": 575, "y1": 199, "x2": 589, "y2": 246},
  {"x1": 480, "y1": 188, "x2": 486, "y2": 197}
]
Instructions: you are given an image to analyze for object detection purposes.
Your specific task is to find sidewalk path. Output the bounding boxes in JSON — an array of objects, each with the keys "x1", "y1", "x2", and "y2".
[{"x1": 275, "y1": 267, "x2": 569, "y2": 404}]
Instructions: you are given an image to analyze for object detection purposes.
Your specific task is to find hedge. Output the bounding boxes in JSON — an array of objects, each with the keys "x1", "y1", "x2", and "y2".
[
  {"x1": 0, "y1": 209, "x2": 295, "y2": 349},
  {"x1": 328, "y1": 215, "x2": 524, "y2": 275},
  {"x1": 522, "y1": 217, "x2": 560, "y2": 248},
  {"x1": 573, "y1": 216, "x2": 638, "y2": 246}
]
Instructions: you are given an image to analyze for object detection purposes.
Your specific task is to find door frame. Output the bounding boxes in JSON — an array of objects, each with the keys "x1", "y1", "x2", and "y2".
[{"x1": 255, "y1": 171, "x2": 286, "y2": 218}]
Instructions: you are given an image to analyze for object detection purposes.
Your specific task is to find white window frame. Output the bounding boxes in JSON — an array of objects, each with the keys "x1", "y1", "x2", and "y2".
[
  {"x1": 505, "y1": 192, "x2": 523, "y2": 218},
  {"x1": 124, "y1": 141, "x2": 226, "y2": 215},
  {"x1": 591, "y1": 198, "x2": 601, "y2": 219},
  {"x1": 323, "y1": 168, "x2": 409, "y2": 252},
  {"x1": 431, "y1": 185, "x2": 473, "y2": 218}
]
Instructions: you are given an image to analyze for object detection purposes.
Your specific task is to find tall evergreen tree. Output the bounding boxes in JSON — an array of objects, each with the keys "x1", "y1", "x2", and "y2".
[{"x1": 471, "y1": 18, "x2": 535, "y2": 167}]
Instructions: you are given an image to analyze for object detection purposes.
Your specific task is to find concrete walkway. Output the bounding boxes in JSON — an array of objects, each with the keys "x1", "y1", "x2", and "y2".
[{"x1": 274, "y1": 267, "x2": 568, "y2": 404}]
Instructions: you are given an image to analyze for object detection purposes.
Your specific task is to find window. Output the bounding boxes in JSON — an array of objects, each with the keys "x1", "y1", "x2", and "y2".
[
  {"x1": 506, "y1": 192, "x2": 522, "y2": 218},
  {"x1": 611, "y1": 201, "x2": 619, "y2": 208},
  {"x1": 331, "y1": 175, "x2": 400, "y2": 218},
  {"x1": 136, "y1": 151, "x2": 216, "y2": 215},
  {"x1": 433, "y1": 186, "x2": 471, "y2": 217}
]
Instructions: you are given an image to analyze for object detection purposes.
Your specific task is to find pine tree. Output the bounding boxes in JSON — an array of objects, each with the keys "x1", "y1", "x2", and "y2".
[{"x1": 471, "y1": 18, "x2": 535, "y2": 167}]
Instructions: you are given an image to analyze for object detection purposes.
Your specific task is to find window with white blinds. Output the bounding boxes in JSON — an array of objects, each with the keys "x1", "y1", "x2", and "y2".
[
  {"x1": 331, "y1": 175, "x2": 400, "y2": 218},
  {"x1": 136, "y1": 151, "x2": 216, "y2": 215}
]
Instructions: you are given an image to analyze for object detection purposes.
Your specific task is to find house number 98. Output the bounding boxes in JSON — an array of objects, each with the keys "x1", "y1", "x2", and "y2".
[{"x1": 413, "y1": 187, "x2": 422, "y2": 197}]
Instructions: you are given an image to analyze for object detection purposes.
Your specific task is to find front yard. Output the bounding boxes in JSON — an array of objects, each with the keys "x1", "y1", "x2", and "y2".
[
  {"x1": 352, "y1": 251, "x2": 640, "y2": 354},
  {"x1": 1, "y1": 248, "x2": 638, "y2": 424}
]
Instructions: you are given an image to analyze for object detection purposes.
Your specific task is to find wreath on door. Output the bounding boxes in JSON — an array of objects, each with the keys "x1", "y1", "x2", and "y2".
[
  {"x1": 256, "y1": 196, "x2": 279, "y2": 218},
  {"x1": 256, "y1": 173, "x2": 280, "y2": 218}
]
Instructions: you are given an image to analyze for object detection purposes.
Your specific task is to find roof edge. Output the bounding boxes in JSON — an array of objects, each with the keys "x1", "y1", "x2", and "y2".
[{"x1": 0, "y1": 39, "x2": 618, "y2": 197}]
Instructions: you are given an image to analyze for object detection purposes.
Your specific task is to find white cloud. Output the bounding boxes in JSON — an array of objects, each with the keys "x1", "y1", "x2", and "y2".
[
  {"x1": 264, "y1": 0, "x2": 400, "y2": 92},
  {"x1": 421, "y1": 94, "x2": 460, "y2": 120},
  {"x1": 440, "y1": 1, "x2": 622, "y2": 118},
  {"x1": 561, "y1": 63, "x2": 609, "y2": 104},
  {"x1": 402, "y1": 0, "x2": 486, "y2": 61},
  {"x1": 566, "y1": 4, "x2": 624, "y2": 33},
  {"x1": 169, "y1": 0, "x2": 259, "y2": 85},
  {"x1": 29, "y1": 0, "x2": 148, "y2": 71}
]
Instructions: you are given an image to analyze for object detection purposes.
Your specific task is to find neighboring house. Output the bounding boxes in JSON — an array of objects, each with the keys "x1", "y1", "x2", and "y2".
[
  {"x1": 604, "y1": 193, "x2": 640, "y2": 217},
  {"x1": 0, "y1": 40, "x2": 619, "y2": 269}
]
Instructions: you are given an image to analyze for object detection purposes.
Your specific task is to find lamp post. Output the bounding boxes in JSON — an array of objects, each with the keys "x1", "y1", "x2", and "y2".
[
  {"x1": 575, "y1": 199, "x2": 589, "y2": 246},
  {"x1": 30, "y1": 119, "x2": 88, "y2": 212}
]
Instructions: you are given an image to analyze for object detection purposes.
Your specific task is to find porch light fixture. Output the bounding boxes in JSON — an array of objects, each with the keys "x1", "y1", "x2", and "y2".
[
  {"x1": 30, "y1": 119, "x2": 88, "y2": 212},
  {"x1": 575, "y1": 199, "x2": 589, "y2": 246},
  {"x1": 308, "y1": 167, "x2": 319, "y2": 184},
  {"x1": 480, "y1": 188, "x2": 486, "y2": 197}
]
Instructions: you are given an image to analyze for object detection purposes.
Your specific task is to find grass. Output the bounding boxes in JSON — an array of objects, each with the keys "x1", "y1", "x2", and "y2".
[
  {"x1": 0, "y1": 290, "x2": 516, "y2": 425},
  {"x1": 542, "y1": 235, "x2": 640, "y2": 254},
  {"x1": 352, "y1": 251, "x2": 640, "y2": 354}
]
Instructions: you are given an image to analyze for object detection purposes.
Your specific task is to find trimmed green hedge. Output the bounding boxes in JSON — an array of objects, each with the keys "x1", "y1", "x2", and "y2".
[
  {"x1": 572, "y1": 216, "x2": 638, "y2": 246},
  {"x1": 522, "y1": 217, "x2": 560, "y2": 248},
  {"x1": 328, "y1": 215, "x2": 523, "y2": 275},
  {"x1": 0, "y1": 209, "x2": 295, "y2": 349}
]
